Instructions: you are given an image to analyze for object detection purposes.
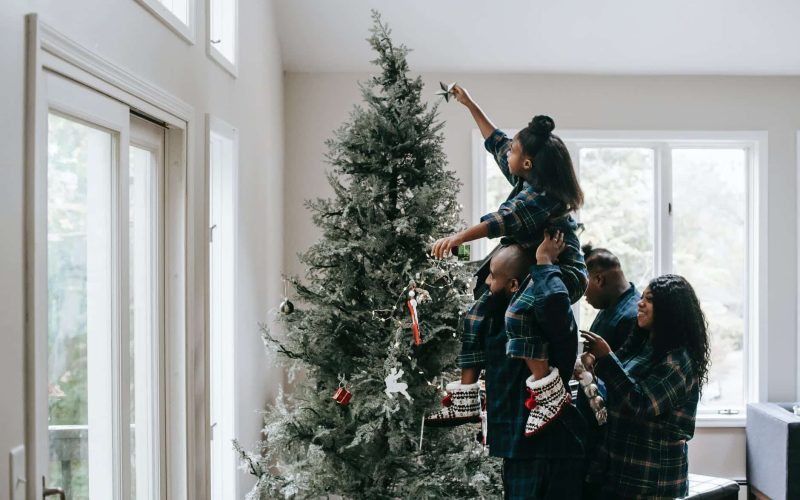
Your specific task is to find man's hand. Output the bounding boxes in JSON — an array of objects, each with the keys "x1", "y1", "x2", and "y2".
[
  {"x1": 431, "y1": 233, "x2": 464, "y2": 260},
  {"x1": 535, "y1": 230, "x2": 565, "y2": 265},
  {"x1": 451, "y1": 84, "x2": 474, "y2": 107},
  {"x1": 581, "y1": 330, "x2": 612, "y2": 360}
]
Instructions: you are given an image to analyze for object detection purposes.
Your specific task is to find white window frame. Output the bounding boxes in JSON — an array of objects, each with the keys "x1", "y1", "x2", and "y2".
[
  {"x1": 135, "y1": 0, "x2": 196, "y2": 44},
  {"x1": 472, "y1": 129, "x2": 768, "y2": 427},
  {"x1": 25, "y1": 15, "x2": 206, "y2": 499},
  {"x1": 129, "y1": 116, "x2": 167, "y2": 500},
  {"x1": 45, "y1": 76, "x2": 127, "y2": 498},
  {"x1": 206, "y1": 0, "x2": 238, "y2": 77},
  {"x1": 796, "y1": 131, "x2": 800, "y2": 403},
  {"x1": 207, "y1": 114, "x2": 239, "y2": 499}
]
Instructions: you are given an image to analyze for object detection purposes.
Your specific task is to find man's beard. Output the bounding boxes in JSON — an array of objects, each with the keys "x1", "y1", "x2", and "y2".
[{"x1": 486, "y1": 291, "x2": 511, "y2": 313}]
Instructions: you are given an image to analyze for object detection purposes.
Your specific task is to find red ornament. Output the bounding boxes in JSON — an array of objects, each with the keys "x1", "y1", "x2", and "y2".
[{"x1": 332, "y1": 387, "x2": 352, "y2": 406}]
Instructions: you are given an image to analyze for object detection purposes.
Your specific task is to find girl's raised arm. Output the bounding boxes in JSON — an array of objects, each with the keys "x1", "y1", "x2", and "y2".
[{"x1": 453, "y1": 85, "x2": 496, "y2": 140}]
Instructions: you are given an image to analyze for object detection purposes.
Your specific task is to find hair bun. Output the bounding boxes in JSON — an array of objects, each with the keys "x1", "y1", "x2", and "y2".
[{"x1": 529, "y1": 115, "x2": 555, "y2": 137}]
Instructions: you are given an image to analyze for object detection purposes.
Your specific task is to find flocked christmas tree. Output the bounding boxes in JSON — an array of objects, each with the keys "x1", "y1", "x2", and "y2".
[{"x1": 234, "y1": 12, "x2": 502, "y2": 499}]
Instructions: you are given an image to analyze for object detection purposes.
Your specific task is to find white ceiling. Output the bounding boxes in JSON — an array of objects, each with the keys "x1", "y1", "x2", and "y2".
[{"x1": 274, "y1": 0, "x2": 800, "y2": 75}]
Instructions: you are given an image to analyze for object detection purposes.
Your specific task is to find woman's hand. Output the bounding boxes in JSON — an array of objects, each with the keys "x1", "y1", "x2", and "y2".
[
  {"x1": 535, "y1": 230, "x2": 565, "y2": 265},
  {"x1": 451, "y1": 84, "x2": 474, "y2": 107},
  {"x1": 431, "y1": 233, "x2": 464, "y2": 260},
  {"x1": 581, "y1": 330, "x2": 612, "y2": 360}
]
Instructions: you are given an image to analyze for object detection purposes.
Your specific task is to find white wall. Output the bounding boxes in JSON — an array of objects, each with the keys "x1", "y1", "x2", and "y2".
[
  {"x1": 0, "y1": 0, "x2": 283, "y2": 496},
  {"x1": 284, "y1": 72, "x2": 800, "y2": 483}
]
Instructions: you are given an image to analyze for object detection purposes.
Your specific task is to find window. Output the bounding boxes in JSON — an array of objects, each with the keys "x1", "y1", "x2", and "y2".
[
  {"x1": 208, "y1": 116, "x2": 238, "y2": 499},
  {"x1": 47, "y1": 111, "x2": 115, "y2": 499},
  {"x1": 29, "y1": 20, "x2": 196, "y2": 497},
  {"x1": 44, "y1": 73, "x2": 167, "y2": 497},
  {"x1": 473, "y1": 130, "x2": 766, "y2": 420},
  {"x1": 129, "y1": 116, "x2": 166, "y2": 499},
  {"x1": 576, "y1": 147, "x2": 654, "y2": 331},
  {"x1": 136, "y1": 0, "x2": 195, "y2": 44},
  {"x1": 207, "y1": 0, "x2": 238, "y2": 75}
]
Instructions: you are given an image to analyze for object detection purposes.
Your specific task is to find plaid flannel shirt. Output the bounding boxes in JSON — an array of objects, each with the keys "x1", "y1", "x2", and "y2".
[
  {"x1": 483, "y1": 265, "x2": 586, "y2": 460},
  {"x1": 591, "y1": 333, "x2": 699, "y2": 498},
  {"x1": 481, "y1": 128, "x2": 587, "y2": 304},
  {"x1": 578, "y1": 284, "x2": 639, "y2": 458},
  {"x1": 588, "y1": 284, "x2": 640, "y2": 352},
  {"x1": 457, "y1": 130, "x2": 588, "y2": 369}
]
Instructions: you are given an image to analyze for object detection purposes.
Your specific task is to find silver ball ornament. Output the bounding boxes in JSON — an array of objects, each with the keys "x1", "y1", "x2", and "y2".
[{"x1": 279, "y1": 298, "x2": 295, "y2": 315}]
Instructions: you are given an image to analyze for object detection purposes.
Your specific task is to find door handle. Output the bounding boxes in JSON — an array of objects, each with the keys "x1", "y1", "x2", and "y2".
[
  {"x1": 42, "y1": 477, "x2": 66, "y2": 500},
  {"x1": 43, "y1": 487, "x2": 65, "y2": 500}
]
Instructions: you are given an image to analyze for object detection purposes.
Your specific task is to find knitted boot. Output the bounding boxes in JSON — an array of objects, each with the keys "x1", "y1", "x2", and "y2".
[
  {"x1": 425, "y1": 381, "x2": 481, "y2": 427},
  {"x1": 523, "y1": 368, "x2": 568, "y2": 437}
]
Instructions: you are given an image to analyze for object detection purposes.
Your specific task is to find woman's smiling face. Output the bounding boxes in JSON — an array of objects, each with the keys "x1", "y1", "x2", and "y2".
[{"x1": 637, "y1": 287, "x2": 654, "y2": 330}]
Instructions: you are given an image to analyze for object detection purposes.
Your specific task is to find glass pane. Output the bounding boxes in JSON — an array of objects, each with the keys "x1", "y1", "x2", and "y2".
[
  {"x1": 485, "y1": 151, "x2": 514, "y2": 257},
  {"x1": 578, "y1": 148, "x2": 655, "y2": 331},
  {"x1": 210, "y1": 0, "x2": 236, "y2": 63},
  {"x1": 48, "y1": 112, "x2": 113, "y2": 500},
  {"x1": 672, "y1": 149, "x2": 747, "y2": 409},
  {"x1": 129, "y1": 145, "x2": 158, "y2": 498},
  {"x1": 158, "y1": 0, "x2": 189, "y2": 24},
  {"x1": 210, "y1": 130, "x2": 236, "y2": 499}
]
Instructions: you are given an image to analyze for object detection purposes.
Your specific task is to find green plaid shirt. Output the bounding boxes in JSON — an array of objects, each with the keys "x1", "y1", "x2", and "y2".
[
  {"x1": 481, "y1": 128, "x2": 587, "y2": 304},
  {"x1": 481, "y1": 128, "x2": 569, "y2": 243},
  {"x1": 591, "y1": 333, "x2": 699, "y2": 498},
  {"x1": 457, "y1": 130, "x2": 587, "y2": 369},
  {"x1": 483, "y1": 265, "x2": 586, "y2": 459}
]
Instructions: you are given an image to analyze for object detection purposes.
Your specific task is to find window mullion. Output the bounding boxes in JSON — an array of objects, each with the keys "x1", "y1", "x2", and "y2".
[
  {"x1": 655, "y1": 144, "x2": 673, "y2": 276},
  {"x1": 116, "y1": 124, "x2": 134, "y2": 500}
]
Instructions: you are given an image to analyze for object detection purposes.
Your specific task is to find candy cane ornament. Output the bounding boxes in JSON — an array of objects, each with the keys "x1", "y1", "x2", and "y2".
[{"x1": 407, "y1": 290, "x2": 421, "y2": 345}]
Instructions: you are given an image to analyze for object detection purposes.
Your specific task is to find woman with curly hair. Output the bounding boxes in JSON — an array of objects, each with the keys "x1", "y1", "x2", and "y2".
[{"x1": 581, "y1": 274, "x2": 711, "y2": 499}]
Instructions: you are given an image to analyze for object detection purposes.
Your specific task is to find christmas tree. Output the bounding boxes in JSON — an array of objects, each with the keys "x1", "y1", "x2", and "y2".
[{"x1": 235, "y1": 12, "x2": 502, "y2": 499}]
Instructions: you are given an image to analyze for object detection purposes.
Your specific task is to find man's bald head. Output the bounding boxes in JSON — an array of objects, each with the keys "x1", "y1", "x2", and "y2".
[{"x1": 492, "y1": 244, "x2": 532, "y2": 281}]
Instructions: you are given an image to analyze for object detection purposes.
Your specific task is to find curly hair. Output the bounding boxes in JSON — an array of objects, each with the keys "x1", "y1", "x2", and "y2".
[
  {"x1": 516, "y1": 115, "x2": 584, "y2": 212},
  {"x1": 647, "y1": 274, "x2": 711, "y2": 387}
]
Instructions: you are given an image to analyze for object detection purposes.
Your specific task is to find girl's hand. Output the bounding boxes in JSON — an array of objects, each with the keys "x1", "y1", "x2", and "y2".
[
  {"x1": 535, "y1": 230, "x2": 565, "y2": 265},
  {"x1": 451, "y1": 84, "x2": 474, "y2": 107},
  {"x1": 581, "y1": 330, "x2": 612, "y2": 360},
  {"x1": 431, "y1": 234, "x2": 464, "y2": 260}
]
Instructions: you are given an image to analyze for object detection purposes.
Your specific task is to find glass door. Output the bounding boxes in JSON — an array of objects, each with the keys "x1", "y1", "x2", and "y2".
[{"x1": 40, "y1": 71, "x2": 165, "y2": 500}]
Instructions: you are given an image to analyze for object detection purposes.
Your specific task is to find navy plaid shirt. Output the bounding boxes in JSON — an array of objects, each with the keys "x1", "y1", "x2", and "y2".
[
  {"x1": 591, "y1": 333, "x2": 699, "y2": 498},
  {"x1": 483, "y1": 265, "x2": 586, "y2": 460},
  {"x1": 588, "y1": 283, "x2": 639, "y2": 352},
  {"x1": 578, "y1": 284, "x2": 639, "y2": 476},
  {"x1": 480, "y1": 129, "x2": 587, "y2": 306},
  {"x1": 481, "y1": 128, "x2": 569, "y2": 242}
]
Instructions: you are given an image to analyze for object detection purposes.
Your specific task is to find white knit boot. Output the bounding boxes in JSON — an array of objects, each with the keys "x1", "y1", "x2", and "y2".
[
  {"x1": 523, "y1": 368, "x2": 568, "y2": 437},
  {"x1": 425, "y1": 381, "x2": 482, "y2": 427}
]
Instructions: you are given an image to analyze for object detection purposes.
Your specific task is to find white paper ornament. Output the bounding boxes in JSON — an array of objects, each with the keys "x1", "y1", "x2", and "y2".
[{"x1": 384, "y1": 367, "x2": 412, "y2": 402}]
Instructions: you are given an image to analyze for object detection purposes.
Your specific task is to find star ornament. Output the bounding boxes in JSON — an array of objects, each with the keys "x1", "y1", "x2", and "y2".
[{"x1": 435, "y1": 81, "x2": 457, "y2": 102}]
